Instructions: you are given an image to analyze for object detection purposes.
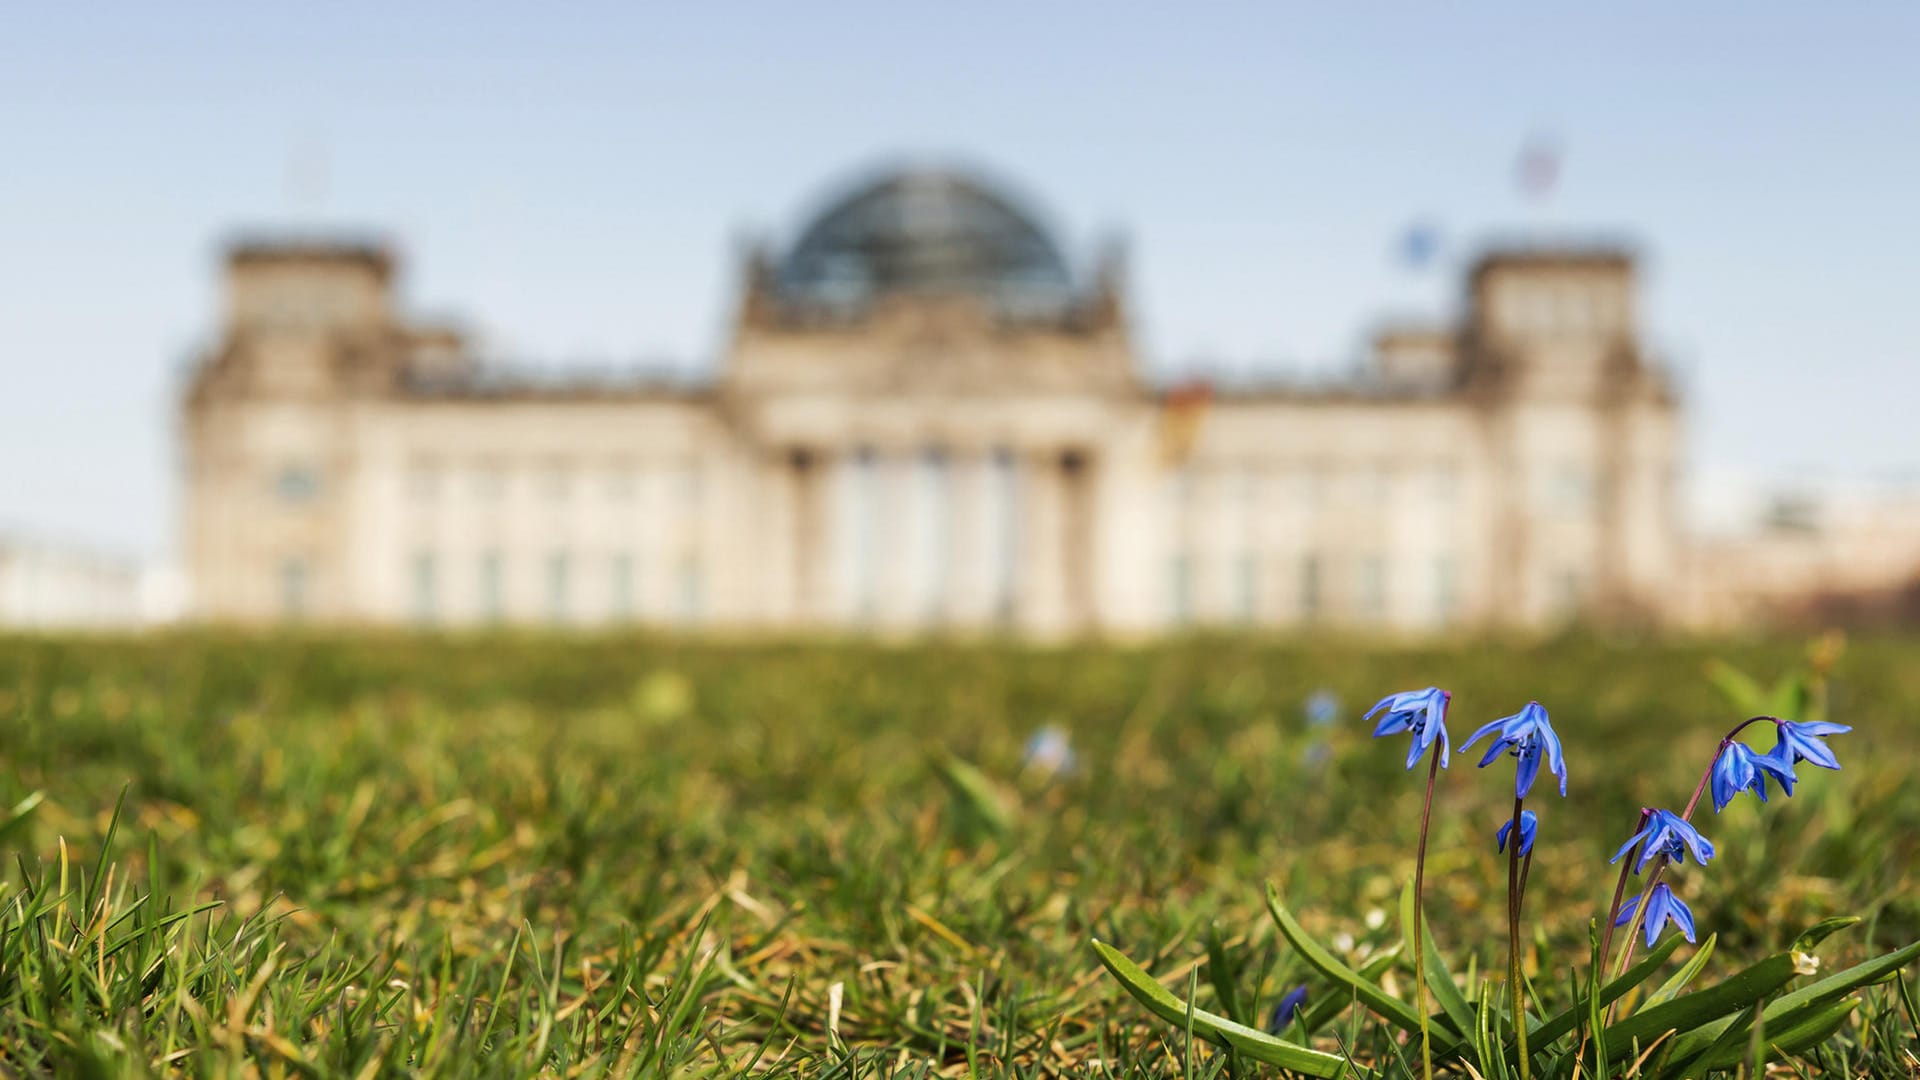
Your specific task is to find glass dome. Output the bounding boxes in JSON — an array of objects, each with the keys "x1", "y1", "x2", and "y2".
[{"x1": 777, "y1": 168, "x2": 1076, "y2": 318}]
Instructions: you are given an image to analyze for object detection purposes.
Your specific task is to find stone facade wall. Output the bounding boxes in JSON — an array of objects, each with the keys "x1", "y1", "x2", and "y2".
[{"x1": 182, "y1": 233, "x2": 1683, "y2": 636}]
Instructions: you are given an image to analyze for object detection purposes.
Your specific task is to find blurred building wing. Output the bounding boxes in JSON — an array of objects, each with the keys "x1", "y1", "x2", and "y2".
[{"x1": 179, "y1": 162, "x2": 1690, "y2": 635}]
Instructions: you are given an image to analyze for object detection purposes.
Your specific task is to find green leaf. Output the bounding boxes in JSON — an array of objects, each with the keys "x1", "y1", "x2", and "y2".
[
  {"x1": 1298, "y1": 945, "x2": 1401, "y2": 1035},
  {"x1": 1766, "y1": 673, "x2": 1811, "y2": 722},
  {"x1": 1642, "y1": 933, "x2": 1717, "y2": 1007},
  {"x1": 1600, "y1": 953, "x2": 1800, "y2": 1060},
  {"x1": 1265, "y1": 882, "x2": 1425, "y2": 1037},
  {"x1": 1091, "y1": 939, "x2": 1348, "y2": 1077},
  {"x1": 1764, "y1": 939, "x2": 1920, "y2": 1019},
  {"x1": 0, "y1": 790, "x2": 45, "y2": 847},
  {"x1": 1791, "y1": 915, "x2": 1860, "y2": 953},
  {"x1": 1704, "y1": 660, "x2": 1768, "y2": 714},
  {"x1": 1399, "y1": 876, "x2": 1475, "y2": 1040},
  {"x1": 1669, "y1": 999, "x2": 1858, "y2": 1077},
  {"x1": 1204, "y1": 922, "x2": 1249, "y2": 1028},
  {"x1": 1520, "y1": 932, "x2": 1686, "y2": 1051},
  {"x1": 930, "y1": 753, "x2": 1014, "y2": 836}
]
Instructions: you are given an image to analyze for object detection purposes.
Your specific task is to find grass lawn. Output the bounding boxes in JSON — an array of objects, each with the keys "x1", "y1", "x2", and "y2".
[{"x1": 0, "y1": 633, "x2": 1915, "y2": 1076}]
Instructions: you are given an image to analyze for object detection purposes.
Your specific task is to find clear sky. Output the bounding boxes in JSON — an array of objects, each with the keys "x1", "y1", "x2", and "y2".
[{"x1": 3, "y1": 3, "x2": 1917, "y2": 557}]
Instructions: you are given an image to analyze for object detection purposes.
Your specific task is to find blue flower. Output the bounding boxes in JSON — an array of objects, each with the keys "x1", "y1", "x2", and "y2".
[
  {"x1": 1266, "y1": 984, "x2": 1309, "y2": 1033},
  {"x1": 1614, "y1": 882, "x2": 1696, "y2": 948},
  {"x1": 1709, "y1": 741, "x2": 1797, "y2": 812},
  {"x1": 1771, "y1": 719, "x2": 1851, "y2": 772},
  {"x1": 1609, "y1": 809, "x2": 1715, "y2": 874},
  {"x1": 1460, "y1": 701, "x2": 1567, "y2": 798},
  {"x1": 1366, "y1": 687, "x2": 1451, "y2": 770},
  {"x1": 1022, "y1": 725, "x2": 1076, "y2": 778},
  {"x1": 1496, "y1": 810, "x2": 1539, "y2": 857},
  {"x1": 1305, "y1": 690, "x2": 1340, "y2": 728}
]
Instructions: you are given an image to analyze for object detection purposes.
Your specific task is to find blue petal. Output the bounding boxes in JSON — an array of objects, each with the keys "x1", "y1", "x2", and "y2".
[
  {"x1": 1609, "y1": 838, "x2": 1640, "y2": 866},
  {"x1": 1372, "y1": 709, "x2": 1409, "y2": 737},
  {"x1": 1513, "y1": 742, "x2": 1542, "y2": 799},
  {"x1": 1459, "y1": 717, "x2": 1507, "y2": 752},
  {"x1": 1610, "y1": 822, "x2": 1651, "y2": 866},
  {"x1": 1613, "y1": 892, "x2": 1642, "y2": 925},
  {"x1": 1665, "y1": 889, "x2": 1697, "y2": 943},
  {"x1": 1475, "y1": 738, "x2": 1509, "y2": 768}
]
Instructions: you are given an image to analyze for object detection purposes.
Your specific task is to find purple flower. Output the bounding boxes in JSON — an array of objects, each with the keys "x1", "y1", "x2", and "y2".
[
  {"x1": 1496, "y1": 809, "x2": 1538, "y2": 857},
  {"x1": 1366, "y1": 687, "x2": 1451, "y2": 770},
  {"x1": 1709, "y1": 741, "x2": 1797, "y2": 811},
  {"x1": 1615, "y1": 882, "x2": 1696, "y2": 948},
  {"x1": 1266, "y1": 984, "x2": 1310, "y2": 1033},
  {"x1": 1610, "y1": 809, "x2": 1714, "y2": 874},
  {"x1": 1771, "y1": 718, "x2": 1851, "y2": 772},
  {"x1": 1460, "y1": 701, "x2": 1567, "y2": 799}
]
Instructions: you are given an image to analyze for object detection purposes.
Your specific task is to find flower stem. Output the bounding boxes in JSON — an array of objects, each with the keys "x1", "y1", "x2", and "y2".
[
  {"x1": 1508, "y1": 794, "x2": 1531, "y2": 1080},
  {"x1": 1596, "y1": 808, "x2": 1653, "y2": 974},
  {"x1": 1610, "y1": 717, "x2": 1777, "y2": 986},
  {"x1": 1412, "y1": 747, "x2": 1440, "y2": 1080}
]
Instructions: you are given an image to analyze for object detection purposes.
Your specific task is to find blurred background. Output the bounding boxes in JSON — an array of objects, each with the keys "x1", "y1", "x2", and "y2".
[{"x1": 3, "y1": 3, "x2": 1918, "y2": 634}]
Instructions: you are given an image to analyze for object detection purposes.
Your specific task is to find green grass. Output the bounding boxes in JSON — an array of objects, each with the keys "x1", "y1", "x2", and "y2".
[{"x1": 0, "y1": 632, "x2": 1916, "y2": 1076}]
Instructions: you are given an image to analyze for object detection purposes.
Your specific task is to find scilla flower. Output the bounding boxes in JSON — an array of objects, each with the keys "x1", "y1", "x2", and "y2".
[
  {"x1": 1614, "y1": 882, "x2": 1696, "y2": 947},
  {"x1": 1495, "y1": 809, "x2": 1538, "y2": 857},
  {"x1": 1266, "y1": 984, "x2": 1309, "y2": 1033},
  {"x1": 1610, "y1": 809, "x2": 1715, "y2": 874},
  {"x1": 1771, "y1": 719, "x2": 1852, "y2": 771},
  {"x1": 1367, "y1": 687, "x2": 1451, "y2": 770},
  {"x1": 1709, "y1": 741, "x2": 1796, "y2": 811},
  {"x1": 1460, "y1": 701, "x2": 1567, "y2": 798},
  {"x1": 1021, "y1": 725, "x2": 1076, "y2": 778}
]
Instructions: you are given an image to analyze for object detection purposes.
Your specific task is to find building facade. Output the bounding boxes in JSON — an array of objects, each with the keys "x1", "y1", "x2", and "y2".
[{"x1": 182, "y1": 166, "x2": 1683, "y2": 634}]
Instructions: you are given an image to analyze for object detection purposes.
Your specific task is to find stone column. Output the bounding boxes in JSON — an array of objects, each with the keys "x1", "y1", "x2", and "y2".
[{"x1": 1020, "y1": 447, "x2": 1067, "y2": 635}]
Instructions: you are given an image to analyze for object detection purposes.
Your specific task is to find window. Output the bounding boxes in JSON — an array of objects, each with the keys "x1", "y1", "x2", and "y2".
[
  {"x1": 471, "y1": 462, "x2": 506, "y2": 501},
  {"x1": 606, "y1": 463, "x2": 637, "y2": 501},
  {"x1": 1550, "y1": 461, "x2": 1593, "y2": 513},
  {"x1": 1554, "y1": 569, "x2": 1585, "y2": 614},
  {"x1": 545, "y1": 552, "x2": 570, "y2": 622},
  {"x1": 610, "y1": 553, "x2": 635, "y2": 620},
  {"x1": 678, "y1": 556, "x2": 703, "y2": 622},
  {"x1": 1358, "y1": 554, "x2": 1387, "y2": 621},
  {"x1": 278, "y1": 557, "x2": 309, "y2": 618},
  {"x1": 1359, "y1": 463, "x2": 1391, "y2": 504},
  {"x1": 911, "y1": 448, "x2": 950, "y2": 618},
  {"x1": 411, "y1": 551, "x2": 437, "y2": 623},
  {"x1": 840, "y1": 448, "x2": 879, "y2": 618},
  {"x1": 477, "y1": 551, "x2": 503, "y2": 621},
  {"x1": 679, "y1": 460, "x2": 704, "y2": 509},
  {"x1": 407, "y1": 460, "x2": 441, "y2": 502},
  {"x1": 1433, "y1": 554, "x2": 1460, "y2": 622},
  {"x1": 1299, "y1": 554, "x2": 1322, "y2": 620},
  {"x1": 541, "y1": 463, "x2": 571, "y2": 502},
  {"x1": 987, "y1": 447, "x2": 1019, "y2": 620},
  {"x1": 1169, "y1": 466, "x2": 1197, "y2": 515},
  {"x1": 274, "y1": 465, "x2": 321, "y2": 503},
  {"x1": 1169, "y1": 553, "x2": 1194, "y2": 625},
  {"x1": 1431, "y1": 462, "x2": 1459, "y2": 506},
  {"x1": 1234, "y1": 553, "x2": 1257, "y2": 621}
]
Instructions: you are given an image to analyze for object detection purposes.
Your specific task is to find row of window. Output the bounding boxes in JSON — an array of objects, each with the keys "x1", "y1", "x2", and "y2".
[
  {"x1": 1166, "y1": 553, "x2": 1592, "y2": 624},
  {"x1": 269, "y1": 461, "x2": 707, "y2": 506},
  {"x1": 1167, "y1": 460, "x2": 1600, "y2": 516},
  {"x1": 274, "y1": 553, "x2": 704, "y2": 622},
  {"x1": 1167, "y1": 552, "x2": 1463, "y2": 625},
  {"x1": 406, "y1": 551, "x2": 704, "y2": 624}
]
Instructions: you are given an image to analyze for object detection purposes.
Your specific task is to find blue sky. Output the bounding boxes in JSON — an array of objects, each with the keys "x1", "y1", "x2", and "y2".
[{"x1": 3, "y1": 3, "x2": 1917, "y2": 556}]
